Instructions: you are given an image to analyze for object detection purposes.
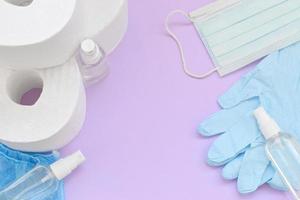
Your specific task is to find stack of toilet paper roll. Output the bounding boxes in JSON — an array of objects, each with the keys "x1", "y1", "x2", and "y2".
[{"x1": 0, "y1": 0, "x2": 128, "y2": 152}]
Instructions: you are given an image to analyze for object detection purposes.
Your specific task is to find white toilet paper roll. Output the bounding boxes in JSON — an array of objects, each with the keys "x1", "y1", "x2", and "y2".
[
  {"x1": 0, "y1": 0, "x2": 81, "y2": 69},
  {"x1": 0, "y1": 0, "x2": 128, "y2": 70},
  {"x1": 0, "y1": 59, "x2": 86, "y2": 152}
]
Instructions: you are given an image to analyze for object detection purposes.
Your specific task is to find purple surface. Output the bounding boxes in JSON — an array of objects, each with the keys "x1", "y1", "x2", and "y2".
[{"x1": 61, "y1": 1, "x2": 286, "y2": 199}]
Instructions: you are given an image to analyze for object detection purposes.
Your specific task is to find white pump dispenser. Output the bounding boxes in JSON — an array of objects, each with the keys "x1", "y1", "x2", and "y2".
[
  {"x1": 50, "y1": 151, "x2": 86, "y2": 180},
  {"x1": 254, "y1": 107, "x2": 281, "y2": 139}
]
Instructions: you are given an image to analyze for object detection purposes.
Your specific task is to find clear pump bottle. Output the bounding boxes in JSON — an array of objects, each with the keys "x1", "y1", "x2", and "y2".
[
  {"x1": 0, "y1": 151, "x2": 85, "y2": 200},
  {"x1": 254, "y1": 107, "x2": 300, "y2": 200},
  {"x1": 79, "y1": 39, "x2": 109, "y2": 86}
]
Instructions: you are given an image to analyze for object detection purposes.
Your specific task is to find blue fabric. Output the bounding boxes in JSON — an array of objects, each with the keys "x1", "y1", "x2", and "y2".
[
  {"x1": 0, "y1": 144, "x2": 64, "y2": 199},
  {"x1": 198, "y1": 42, "x2": 300, "y2": 193}
]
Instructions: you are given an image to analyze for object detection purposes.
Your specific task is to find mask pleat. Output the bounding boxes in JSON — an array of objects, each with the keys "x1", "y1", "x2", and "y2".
[
  {"x1": 217, "y1": 21, "x2": 300, "y2": 73},
  {"x1": 198, "y1": 0, "x2": 287, "y2": 36},
  {"x1": 192, "y1": 0, "x2": 300, "y2": 75},
  {"x1": 212, "y1": 7, "x2": 300, "y2": 57},
  {"x1": 206, "y1": 1, "x2": 300, "y2": 46}
]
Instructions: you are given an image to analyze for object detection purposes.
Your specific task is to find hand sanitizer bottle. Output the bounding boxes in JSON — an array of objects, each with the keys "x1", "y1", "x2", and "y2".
[
  {"x1": 79, "y1": 39, "x2": 109, "y2": 86},
  {"x1": 0, "y1": 151, "x2": 85, "y2": 200},
  {"x1": 254, "y1": 107, "x2": 300, "y2": 200}
]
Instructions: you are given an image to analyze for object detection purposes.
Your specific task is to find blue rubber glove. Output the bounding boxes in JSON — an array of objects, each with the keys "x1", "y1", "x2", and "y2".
[
  {"x1": 0, "y1": 144, "x2": 64, "y2": 199},
  {"x1": 198, "y1": 42, "x2": 300, "y2": 193}
]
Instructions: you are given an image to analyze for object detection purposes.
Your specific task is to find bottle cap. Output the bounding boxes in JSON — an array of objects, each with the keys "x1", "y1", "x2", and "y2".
[
  {"x1": 50, "y1": 151, "x2": 85, "y2": 180},
  {"x1": 253, "y1": 107, "x2": 280, "y2": 140},
  {"x1": 80, "y1": 39, "x2": 104, "y2": 65}
]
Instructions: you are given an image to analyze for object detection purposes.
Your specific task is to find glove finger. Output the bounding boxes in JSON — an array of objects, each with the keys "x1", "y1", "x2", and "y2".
[
  {"x1": 222, "y1": 154, "x2": 244, "y2": 180},
  {"x1": 199, "y1": 99, "x2": 259, "y2": 137},
  {"x1": 208, "y1": 115, "x2": 258, "y2": 166},
  {"x1": 218, "y1": 69, "x2": 260, "y2": 109},
  {"x1": 268, "y1": 171, "x2": 288, "y2": 191},
  {"x1": 222, "y1": 154, "x2": 275, "y2": 183},
  {"x1": 261, "y1": 163, "x2": 275, "y2": 185},
  {"x1": 218, "y1": 44, "x2": 298, "y2": 109},
  {"x1": 237, "y1": 144, "x2": 270, "y2": 194}
]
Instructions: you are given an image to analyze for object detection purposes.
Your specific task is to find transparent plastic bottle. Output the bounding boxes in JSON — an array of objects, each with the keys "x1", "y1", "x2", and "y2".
[
  {"x1": 0, "y1": 151, "x2": 85, "y2": 200},
  {"x1": 79, "y1": 39, "x2": 109, "y2": 87},
  {"x1": 254, "y1": 107, "x2": 300, "y2": 200}
]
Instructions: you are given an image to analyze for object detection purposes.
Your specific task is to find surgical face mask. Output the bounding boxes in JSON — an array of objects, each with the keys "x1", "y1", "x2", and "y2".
[{"x1": 165, "y1": 0, "x2": 300, "y2": 79}]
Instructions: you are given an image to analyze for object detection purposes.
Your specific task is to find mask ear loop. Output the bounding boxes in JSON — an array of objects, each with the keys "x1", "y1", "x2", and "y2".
[{"x1": 165, "y1": 10, "x2": 219, "y2": 79}]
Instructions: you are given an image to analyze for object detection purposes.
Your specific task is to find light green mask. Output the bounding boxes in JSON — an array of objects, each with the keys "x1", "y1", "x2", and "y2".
[{"x1": 166, "y1": 0, "x2": 300, "y2": 78}]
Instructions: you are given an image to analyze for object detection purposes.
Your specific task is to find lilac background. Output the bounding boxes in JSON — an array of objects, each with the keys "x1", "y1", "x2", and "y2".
[{"x1": 61, "y1": 0, "x2": 286, "y2": 199}]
